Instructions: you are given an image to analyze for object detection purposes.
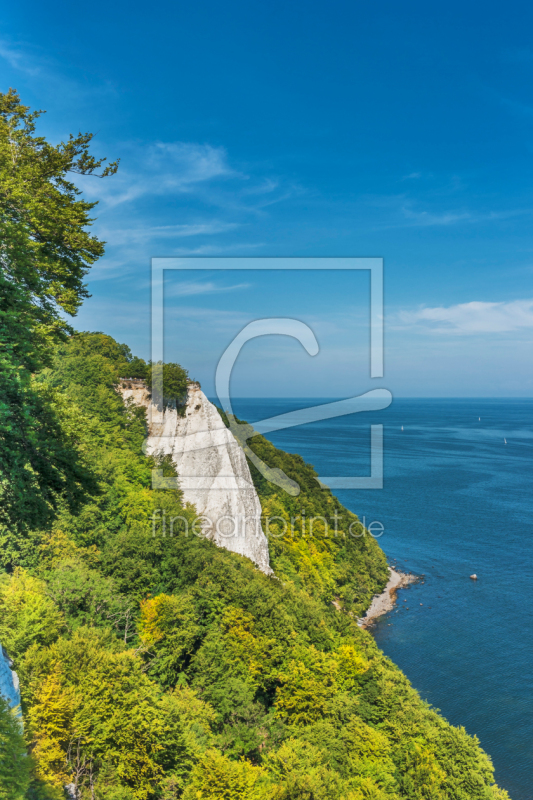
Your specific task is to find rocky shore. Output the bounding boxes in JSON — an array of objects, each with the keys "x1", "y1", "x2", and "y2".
[{"x1": 358, "y1": 567, "x2": 416, "y2": 627}]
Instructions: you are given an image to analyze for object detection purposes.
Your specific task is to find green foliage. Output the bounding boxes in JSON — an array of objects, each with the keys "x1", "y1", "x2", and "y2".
[
  {"x1": 261, "y1": 739, "x2": 352, "y2": 800},
  {"x1": 0, "y1": 90, "x2": 117, "y2": 544},
  {"x1": 0, "y1": 238, "x2": 512, "y2": 800},
  {"x1": 127, "y1": 357, "x2": 149, "y2": 381},
  {"x1": 46, "y1": 558, "x2": 134, "y2": 639},
  {"x1": 23, "y1": 629, "x2": 195, "y2": 799},
  {"x1": 0, "y1": 695, "x2": 31, "y2": 800},
  {"x1": 0, "y1": 569, "x2": 64, "y2": 659},
  {"x1": 4, "y1": 87, "x2": 511, "y2": 800},
  {"x1": 116, "y1": 353, "x2": 190, "y2": 401},
  {"x1": 218, "y1": 410, "x2": 390, "y2": 616},
  {"x1": 32, "y1": 333, "x2": 165, "y2": 558},
  {"x1": 182, "y1": 750, "x2": 265, "y2": 800},
  {"x1": 0, "y1": 350, "x2": 92, "y2": 565},
  {"x1": 0, "y1": 89, "x2": 117, "y2": 346},
  {"x1": 147, "y1": 361, "x2": 190, "y2": 403},
  {"x1": 139, "y1": 593, "x2": 200, "y2": 687}
]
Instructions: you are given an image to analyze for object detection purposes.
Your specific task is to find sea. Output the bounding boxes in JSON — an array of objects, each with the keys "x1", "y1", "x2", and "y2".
[{"x1": 227, "y1": 397, "x2": 533, "y2": 799}]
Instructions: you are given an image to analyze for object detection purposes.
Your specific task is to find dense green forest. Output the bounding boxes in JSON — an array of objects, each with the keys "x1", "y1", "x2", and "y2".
[{"x1": 0, "y1": 91, "x2": 511, "y2": 799}]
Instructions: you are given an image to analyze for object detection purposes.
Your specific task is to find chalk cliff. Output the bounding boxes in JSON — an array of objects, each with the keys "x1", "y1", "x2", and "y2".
[{"x1": 119, "y1": 382, "x2": 272, "y2": 574}]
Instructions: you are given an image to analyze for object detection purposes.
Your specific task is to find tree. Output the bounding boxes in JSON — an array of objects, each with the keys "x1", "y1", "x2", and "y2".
[
  {"x1": 183, "y1": 750, "x2": 265, "y2": 800},
  {"x1": 139, "y1": 593, "x2": 200, "y2": 687},
  {"x1": 146, "y1": 362, "x2": 189, "y2": 404},
  {"x1": 27, "y1": 663, "x2": 76, "y2": 788},
  {"x1": 0, "y1": 694, "x2": 31, "y2": 800},
  {"x1": 0, "y1": 89, "x2": 118, "y2": 356},
  {"x1": 0, "y1": 568, "x2": 64, "y2": 658},
  {"x1": 0, "y1": 90, "x2": 118, "y2": 549}
]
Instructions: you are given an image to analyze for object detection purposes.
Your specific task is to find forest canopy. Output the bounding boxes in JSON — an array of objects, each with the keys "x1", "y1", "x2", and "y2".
[
  {"x1": 0, "y1": 92, "x2": 511, "y2": 800},
  {"x1": 0, "y1": 330, "x2": 510, "y2": 800}
]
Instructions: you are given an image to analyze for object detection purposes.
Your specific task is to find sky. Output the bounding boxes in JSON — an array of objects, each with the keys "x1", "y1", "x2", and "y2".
[{"x1": 2, "y1": 0, "x2": 533, "y2": 396}]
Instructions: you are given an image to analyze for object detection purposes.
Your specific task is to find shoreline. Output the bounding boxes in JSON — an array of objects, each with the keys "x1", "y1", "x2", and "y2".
[{"x1": 358, "y1": 568, "x2": 416, "y2": 628}]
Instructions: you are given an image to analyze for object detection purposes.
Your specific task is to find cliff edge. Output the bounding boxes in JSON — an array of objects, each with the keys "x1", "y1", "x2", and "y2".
[{"x1": 119, "y1": 382, "x2": 272, "y2": 574}]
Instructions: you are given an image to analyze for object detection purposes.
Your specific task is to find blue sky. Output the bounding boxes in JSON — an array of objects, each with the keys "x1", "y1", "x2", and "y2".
[{"x1": 2, "y1": 0, "x2": 533, "y2": 396}]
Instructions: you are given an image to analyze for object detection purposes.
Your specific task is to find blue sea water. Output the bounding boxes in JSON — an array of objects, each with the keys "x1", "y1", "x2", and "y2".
[{"x1": 228, "y1": 397, "x2": 533, "y2": 799}]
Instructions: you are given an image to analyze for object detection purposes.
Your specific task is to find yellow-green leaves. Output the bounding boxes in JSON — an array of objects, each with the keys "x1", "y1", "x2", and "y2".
[
  {"x1": 140, "y1": 593, "x2": 200, "y2": 687},
  {"x1": 275, "y1": 645, "x2": 370, "y2": 726},
  {"x1": 24, "y1": 629, "x2": 200, "y2": 799},
  {"x1": 27, "y1": 663, "x2": 77, "y2": 787},
  {"x1": 275, "y1": 648, "x2": 340, "y2": 726},
  {"x1": 0, "y1": 569, "x2": 64, "y2": 658},
  {"x1": 219, "y1": 607, "x2": 279, "y2": 688},
  {"x1": 183, "y1": 750, "x2": 265, "y2": 800}
]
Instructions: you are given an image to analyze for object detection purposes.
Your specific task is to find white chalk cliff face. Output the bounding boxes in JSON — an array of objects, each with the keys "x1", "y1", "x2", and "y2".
[{"x1": 119, "y1": 382, "x2": 272, "y2": 574}]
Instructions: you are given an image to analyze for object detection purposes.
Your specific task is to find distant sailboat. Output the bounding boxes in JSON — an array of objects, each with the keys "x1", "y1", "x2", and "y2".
[
  {"x1": 478, "y1": 417, "x2": 481, "y2": 421},
  {"x1": 504, "y1": 438, "x2": 507, "y2": 444},
  {"x1": 401, "y1": 425, "x2": 404, "y2": 431}
]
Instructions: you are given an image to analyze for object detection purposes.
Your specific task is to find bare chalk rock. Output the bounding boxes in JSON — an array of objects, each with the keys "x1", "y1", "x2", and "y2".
[{"x1": 119, "y1": 382, "x2": 272, "y2": 574}]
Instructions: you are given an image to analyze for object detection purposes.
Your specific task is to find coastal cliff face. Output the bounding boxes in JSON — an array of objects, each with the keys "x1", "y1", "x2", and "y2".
[{"x1": 119, "y1": 382, "x2": 272, "y2": 574}]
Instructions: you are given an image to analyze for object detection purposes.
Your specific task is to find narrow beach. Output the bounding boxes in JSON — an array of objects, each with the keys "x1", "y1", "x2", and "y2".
[{"x1": 359, "y1": 568, "x2": 415, "y2": 627}]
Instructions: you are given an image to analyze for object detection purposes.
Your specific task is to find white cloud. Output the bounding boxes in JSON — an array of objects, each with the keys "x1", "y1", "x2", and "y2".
[
  {"x1": 75, "y1": 139, "x2": 292, "y2": 284},
  {"x1": 0, "y1": 40, "x2": 40, "y2": 75},
  {"x1": 148, "y1": 142, "x2": 237, "y2": 184},
  {"x1": 368, "y1": 198, "x2": 533, "y2": 231},
  {"x1": 101, "y1": 221, "x2": 240, "y2": 246},
  {"x1": 87, "y1": 240, "x2": 264, "y2": 283},
  {"x1": 401, "y1": 207, "x2": 472, "y2": 226},
  {"x1": 74, "y1": 141, "x2": 238, "y2": 209},
  {"x1": 165, "y1": 281, "x2": 250, "y2": 297},
  {"x1": 396, "y1": 299, "x2": 533, "y2": 334},
  {"x1": 77, "y1": 139, "x2": 295, "y2": 217},
  {"x1": 170, "y1": 241, "x2": 265, "y2": 255}
]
